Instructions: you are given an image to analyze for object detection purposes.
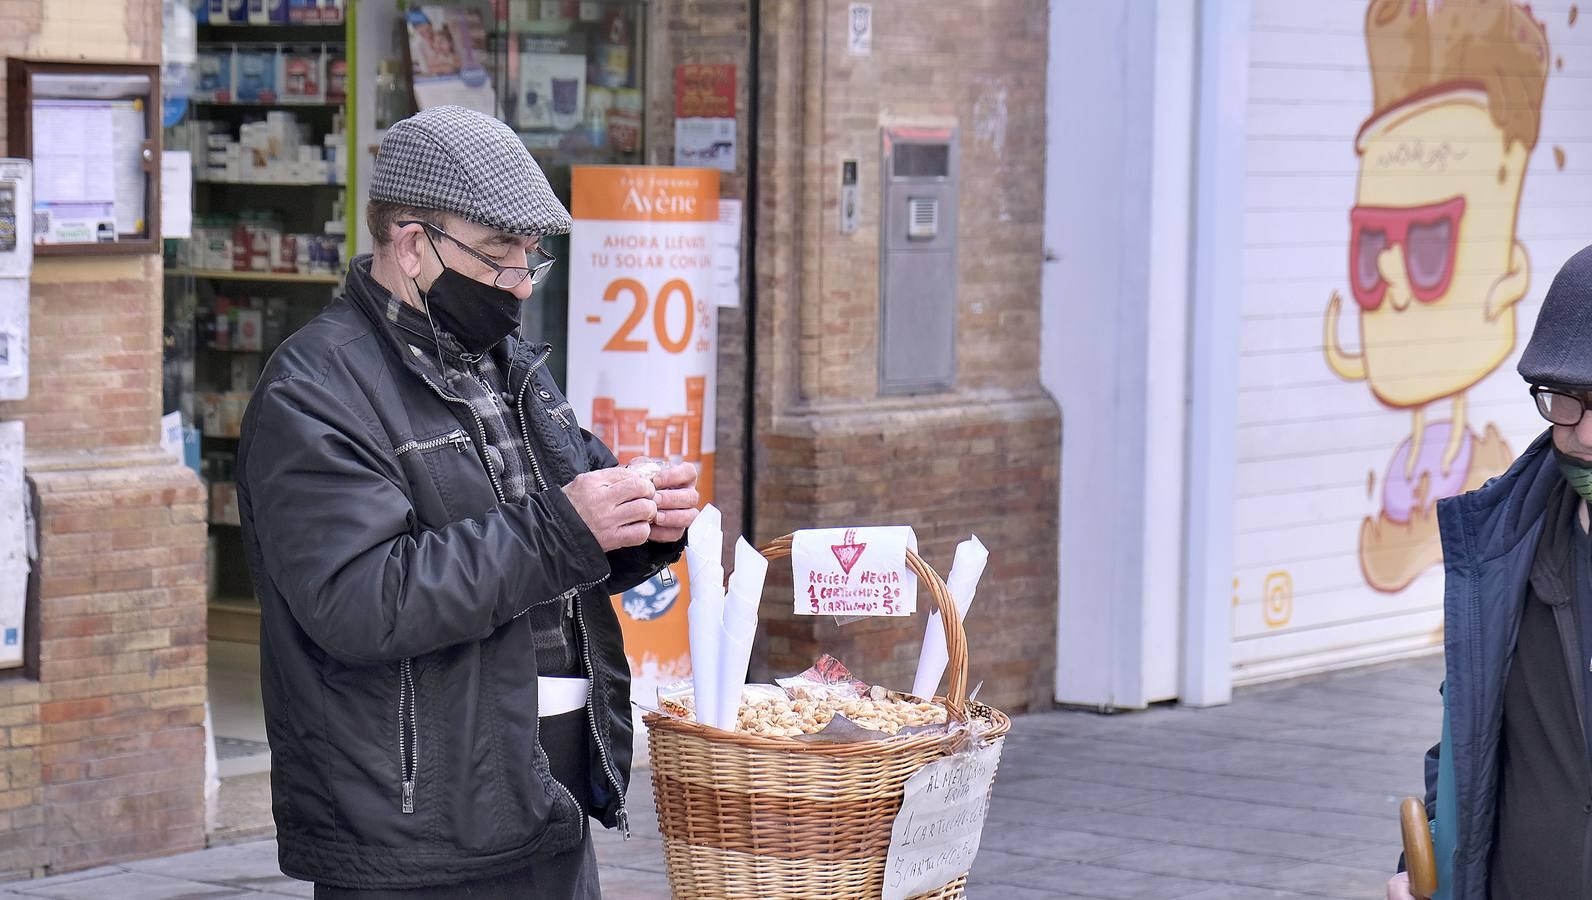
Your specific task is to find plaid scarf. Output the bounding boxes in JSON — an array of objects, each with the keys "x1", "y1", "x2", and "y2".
[
  {"x1": 386, "y1": 294, "x2": 534, "y2": 504},
  {"x1": 381, "y1": 290, "x2": 579, "y2": 676}
]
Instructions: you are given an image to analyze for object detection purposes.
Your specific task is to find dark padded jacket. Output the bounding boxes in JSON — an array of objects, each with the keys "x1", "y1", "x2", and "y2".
[{"x1": 235, "y1": 257, "x2": 679, "y2": 889}]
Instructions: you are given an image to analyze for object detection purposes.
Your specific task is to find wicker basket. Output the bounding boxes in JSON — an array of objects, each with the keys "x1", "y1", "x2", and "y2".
[{"x1": 644, "y1": 535, "x2": 1012, "y2": 899}]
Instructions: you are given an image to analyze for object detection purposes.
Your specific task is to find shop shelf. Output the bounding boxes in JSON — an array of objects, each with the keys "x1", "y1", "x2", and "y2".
[
  {"x1": 193, "y1": 99, "x2": 344, "y2": 108},
  {"x1": 167, "y1": 267, "x2": 341, "y2": 284},
  {"x1": 198, "y1": 23, "x2": 345, "y2": 35},
  {"x1": 489, "y1": 19, "x2": 578, "y2": 35},
  {"x1": 195, "y1": 177, "x2": 345, "y2": 187}
]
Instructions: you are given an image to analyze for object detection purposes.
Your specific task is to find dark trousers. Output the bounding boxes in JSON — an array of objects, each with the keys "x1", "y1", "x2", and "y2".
[{"x1": 314, "y1": 709, "x2": 600, "y2": 899}]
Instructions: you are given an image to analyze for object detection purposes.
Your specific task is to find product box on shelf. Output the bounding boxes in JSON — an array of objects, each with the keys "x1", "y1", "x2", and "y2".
[
  {"x1": 210, "y1": 481, "x2": 241, "y2": 526},
  {"x1": 234, "y1": 45, "x2": 280, "y2": 104},
  {"x1": 231, "y1": 357, "x2": 257, "y2": 394},
  {"x1": 234, "y1": 309, "x2": 264, "y2": 352},
  {"x1": 196, "y1": 47, "x2": 234, "y2": 103},
  {"x1": 281, "y1": 46, "x2": 325, "y2": 103},
  {"x1": 326, "y1": 52, "x2": 347, "y2": 103}
]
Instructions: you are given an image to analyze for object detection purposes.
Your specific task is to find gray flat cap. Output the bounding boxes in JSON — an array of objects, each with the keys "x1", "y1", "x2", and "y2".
[
  {"x1": 370, "y1": 105, "x2": 572, "y2": 236},
  {"x1": 1520, "y1": 244, "x2": 1592, "y2": 389}
]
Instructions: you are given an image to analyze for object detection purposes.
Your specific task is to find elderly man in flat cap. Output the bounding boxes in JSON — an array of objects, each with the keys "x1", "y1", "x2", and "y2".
[
  {"x1": 1389, "y1": 245, "x2": 1592, "y2": 900},
  {"x1": 236, "y1": 105, "x2": 698, "y2": 898}
]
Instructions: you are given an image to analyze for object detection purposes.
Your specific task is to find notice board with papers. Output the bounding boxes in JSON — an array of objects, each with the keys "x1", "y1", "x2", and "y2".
[{"x1": 6, "y1": 59, "x2": 161, "y2": 255}]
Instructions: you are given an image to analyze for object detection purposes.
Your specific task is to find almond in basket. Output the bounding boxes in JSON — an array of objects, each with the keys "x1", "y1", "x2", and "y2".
[{"x1": 733, "y1": 691, "x2": 946, "y2": 738}]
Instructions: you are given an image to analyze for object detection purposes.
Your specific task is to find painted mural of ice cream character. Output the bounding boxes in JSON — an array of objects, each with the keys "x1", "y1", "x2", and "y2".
[{"x1": 1325, "y1": 0, "x2": 1548, "y2": 593}]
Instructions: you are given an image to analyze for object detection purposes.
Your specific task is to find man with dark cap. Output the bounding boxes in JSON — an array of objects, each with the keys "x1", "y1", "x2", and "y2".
[
  {"x1": 1387, "y1": 245, "x2": 1592, "y2": 899},
  {"x1": 235, "y1": 105, "x2": 699, "y2": 898}
]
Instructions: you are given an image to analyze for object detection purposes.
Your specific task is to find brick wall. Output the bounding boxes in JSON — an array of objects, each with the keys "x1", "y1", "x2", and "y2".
[
  {"x1": 755, "y1": 400, "x2": 1061, "y2": 711},
  {"x1": 17, "y1": 460, "x2": 208, "y2": 875},
  {"x1": 0, "y1": 276, "x2": 209, "y2": 883},
  {"x1": 3, "y1": 259, "x2": 164, "y2": 451},
  {"x1": 750, "y1": 0, "x2": 1058, "y2": 713},
  {"x1": 645, "y1": 0, "x2": 754, "y2": 547},
  {"x1": 0, "y1": 0, "x2": 211, "y2": 878}
]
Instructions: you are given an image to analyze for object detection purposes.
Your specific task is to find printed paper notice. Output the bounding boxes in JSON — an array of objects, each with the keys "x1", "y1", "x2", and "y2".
[
  {"x1": 882, "y1": 737, "x2": 1004, "y2": 900},
  {"x1": 791, "y1": 526, "x2": 917, "y2": 617},
  {"x1": 32, "y1": 100, "x2": 118, "y2": 243},
  {"x1": 0, "y1": 158, "x2": 33, "y2": 277},
  {"x1": 847, "y1": 3, "x2": 873, "y2": 56},
  {"x1": 715, "y1": 198, "x2": 742, "y2": 307},
  {"x1": 161, "y1": 151, "x2": 192, "y2": 239},
  {"x1": 0, "y1": 279, "x2": 29, "y2": 401},
  {"x1": 32, "y1": 101, "x2": 114, "y2": 205},
  {"x1": 674, "y1": 117, "x2": 736, "y2": 172},
  {"x1": 111, "y1": 100, "x2": 147, "y2": 235},
  {"x1": 0, "y1": 421, "x2": 26, "y2": 670}
]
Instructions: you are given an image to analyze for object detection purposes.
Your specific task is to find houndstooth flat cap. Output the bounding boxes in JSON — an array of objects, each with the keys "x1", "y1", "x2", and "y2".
[{"x1": 370, "y1": 106, "x2": 572, "y2": 236}]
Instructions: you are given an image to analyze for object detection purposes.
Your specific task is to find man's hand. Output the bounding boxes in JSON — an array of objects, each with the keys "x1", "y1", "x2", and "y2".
[
  {"x1": 647, "y1": 462, "x2": 701, "y2": 544},
  {"x1": 562, "y1": 469, "x2": 657, "y2": 552},
  {"x1": 1386, "y1": 872, "x2": 1415, "y2": 900}
]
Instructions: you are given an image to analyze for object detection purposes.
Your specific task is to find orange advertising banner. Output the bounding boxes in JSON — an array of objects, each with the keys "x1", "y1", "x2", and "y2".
[
  {"x1": 567, "y1": 166, "x2": 720, "y2": 725},
  {"x1": 571, "y1": 167, "x2": 719, "y2": 224}
]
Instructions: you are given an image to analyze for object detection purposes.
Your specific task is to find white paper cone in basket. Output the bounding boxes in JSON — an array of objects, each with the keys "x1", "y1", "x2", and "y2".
[
  {"x1": 714, "y1": 537, "x2": 767, "y2": 730},
  {"x1": 685, "y1": 506, "x2": 725, "y2": 729},
  {"x1": 911, "y1": 535, "x2": 987, "y2": 701}
]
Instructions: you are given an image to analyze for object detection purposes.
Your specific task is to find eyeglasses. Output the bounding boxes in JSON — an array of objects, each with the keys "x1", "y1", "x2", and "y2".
[
  {"x1": 1348, "y1": 196, "x2": 1466, "y2": 311},
  {"x1": 398, "y1": 220, "x2": 557, "y2": 289},
  {"x1": 1532, "y1": 384, "x2": 1592, "y2": 426}
]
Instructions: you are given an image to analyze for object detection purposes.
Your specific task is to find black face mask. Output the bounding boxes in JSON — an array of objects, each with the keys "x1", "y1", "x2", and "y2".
[{"x1": 414, "y1": 233, "x2": 523, "y2": 356}]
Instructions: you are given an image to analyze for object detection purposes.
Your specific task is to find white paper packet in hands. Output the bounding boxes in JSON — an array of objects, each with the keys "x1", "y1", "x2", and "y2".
[
  {"x1": 910, "y1": 536, "x2": 988, "y2": 701},
  {"x1": 714, "y1": 537, "x2": 768, "y2": 729},
  {"x1": 685, "y1": 506, "x2": 725, "y2": 729}
]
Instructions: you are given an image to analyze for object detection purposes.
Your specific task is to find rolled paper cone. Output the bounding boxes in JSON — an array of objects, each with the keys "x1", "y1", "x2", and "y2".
[
  {"x1": 716, "y1": 602, "x2": 757, "y2": 730},
  {"x1": 911, "y1": 535, "x2": 989, "y2": 700},
  {"x1": 726, "y1": 537, "x2": 769, "y2": 614},
  {"x1": 685, "y1": 547, "x2": 725, "y2": 729},
  {"x1": 688, "y1": 503, "x2": 722, "y2": 560},
  {"x1": 715, "y1": 538, "x2": 768, "y2": 729}
]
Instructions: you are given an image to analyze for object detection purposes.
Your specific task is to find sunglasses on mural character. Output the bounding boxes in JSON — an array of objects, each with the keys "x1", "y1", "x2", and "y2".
[{"x1": 1348, "y1": 196, "x2": 1466, "y2": 311}]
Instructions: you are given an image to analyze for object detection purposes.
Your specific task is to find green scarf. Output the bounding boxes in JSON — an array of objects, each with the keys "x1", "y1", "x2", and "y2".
[{"x1": 1555, "y1": 448, "x2": 1592, "y2": 504}]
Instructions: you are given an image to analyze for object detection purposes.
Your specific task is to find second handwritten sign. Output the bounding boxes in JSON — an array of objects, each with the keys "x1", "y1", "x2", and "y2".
[{"x1": 790, "y1": 526, "x2": 917, "y2": 617}]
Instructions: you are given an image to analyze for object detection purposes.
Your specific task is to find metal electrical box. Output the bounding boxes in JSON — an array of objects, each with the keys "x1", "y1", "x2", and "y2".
[{"x1": 879, "y1": 127, "x2": 958, "y2": 394}]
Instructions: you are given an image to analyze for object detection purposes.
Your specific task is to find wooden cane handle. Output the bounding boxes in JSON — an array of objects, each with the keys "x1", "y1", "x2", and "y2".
[{"x1": 1400, "y1": 797, "x2": 1437, "y2": 899}]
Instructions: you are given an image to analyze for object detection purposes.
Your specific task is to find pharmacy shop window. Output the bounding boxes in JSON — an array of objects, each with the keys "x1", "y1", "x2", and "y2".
[{"x1": 373, "y1": 1, "x2": 648, "y2": 385}]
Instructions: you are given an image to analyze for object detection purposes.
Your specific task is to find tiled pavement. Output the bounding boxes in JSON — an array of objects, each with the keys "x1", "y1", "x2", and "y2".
[{"x1": 0, "y1": 654, "x2": 1442, "y2": 898}]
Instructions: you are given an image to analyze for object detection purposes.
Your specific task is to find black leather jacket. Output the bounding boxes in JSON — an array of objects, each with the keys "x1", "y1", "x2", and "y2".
[{"x1": 236, "y1": 257, "x2": 679, "y2": 889}]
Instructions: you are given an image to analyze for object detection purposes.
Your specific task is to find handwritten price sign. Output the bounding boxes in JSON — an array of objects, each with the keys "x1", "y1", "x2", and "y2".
[
  {"x1": 883, "y1": 737, "x2": 1004, "y2": 900},
  {"x1": 790, "y1": 526, "x2": 917, "y2": 617}
]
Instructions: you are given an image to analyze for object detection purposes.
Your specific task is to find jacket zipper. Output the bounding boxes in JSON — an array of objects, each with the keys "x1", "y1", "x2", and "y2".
[
  {"x1": 514, "y1": 347, "x2": 555, "y2": 493},
  {"x1": 574, "y1": 596, "x2": 630, "y2": 839},
  {"x1": 547, "y1": 402, "x2": 573, "y2": 430},
  {"x1": 1550, "y1": 598, "x2": 1592, "y2": 890},
  {"x1": 414, "y1": 374, "x2": 507, "y2": 504},
  {"x1": 398, "y1": 658, "x2": 418, "y2": 814},
  {"x1": 513, "y1": 349, "x2": 631, "y2": 839},
  {"x1": 1463, "y1": 541, "x2": 1481, "y2": 892},
  {"x1": 394, "y1": 429, "x2": 472, "y2": 457},
  {"x1": 551, "y1": 770, "x2": 585, "y2": 840},
  {"x1": 1554, "y1": 514, "x2": 1592, "y2": 892}
]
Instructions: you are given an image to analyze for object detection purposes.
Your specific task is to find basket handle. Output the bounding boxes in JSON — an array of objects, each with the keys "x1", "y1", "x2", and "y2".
[{"x1": 753, "y1": 534, "x2": 971, "y2": 720}]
